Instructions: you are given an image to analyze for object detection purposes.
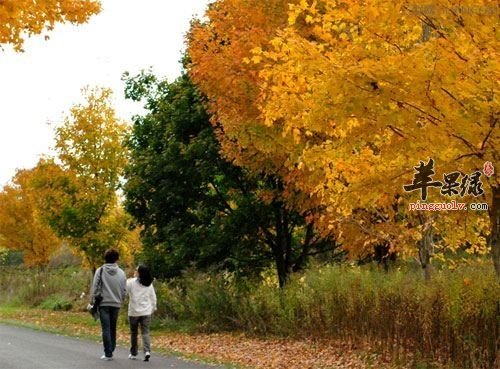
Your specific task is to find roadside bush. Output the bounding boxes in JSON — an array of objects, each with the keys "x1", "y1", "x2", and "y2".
[
  {"x1": 39, "y1": 294, "x2": 73, "y2": 311},
  {"x1": 155, "y1": 262, "x2": 499, "y2": 369},
  {"x1": 0, "y1": 267, "x2": 90, "y2": 308}
]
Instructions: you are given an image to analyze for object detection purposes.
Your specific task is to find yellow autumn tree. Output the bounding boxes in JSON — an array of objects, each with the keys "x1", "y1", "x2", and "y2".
[
  {"x1": 188, "y1": 0, "x2": 304, "y2": 176},
  {"x1": 188, "y1": 0, "x2": 411, "y2": 262},
  {"x1": 188, "y1": 0, "x2": 327, "y2": 227},
  {"x1": 0, "y1": 0, "x2": 101, "y2": 51},
  {"x1": 0, "y1": 167, "x2": 61, "y2": 267},
  {"x1": 33, "y1": 87, "x2": 133, "y2": 270},
  {"x1": 188, "y1": 0, "x2": 497, "y2": 275},
  {"x1": 253, "y1": 0, "x2": 497, "y2": 274}
]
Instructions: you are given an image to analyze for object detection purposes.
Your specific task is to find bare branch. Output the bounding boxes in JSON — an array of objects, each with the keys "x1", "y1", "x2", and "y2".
[
  {"x1": 440, "y1": 88, "x2": 467, "y2": 110},
  {"x1": 480, "y1": 115, "x2": 497, "y2": 151},
  {"x1": 387, "y1": 124, "x2": 406, "y2": 138},
  {"x1": 451, "y1": 133, "x2": 477, "y2": 152}
]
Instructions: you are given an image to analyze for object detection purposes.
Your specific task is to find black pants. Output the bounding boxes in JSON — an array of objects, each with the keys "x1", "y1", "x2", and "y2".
[{"x1": 99, "y1": 306, "x2": 120, "y2": 357}]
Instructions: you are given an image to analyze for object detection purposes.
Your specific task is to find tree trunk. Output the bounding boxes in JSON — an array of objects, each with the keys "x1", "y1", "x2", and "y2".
[
  {"x1": 275, "y1": 254, "x2": 287, "y2": 289},
  {"x1": 292, "y1": 223, "x2": 314, "y2": 272},
  {"x1": 417, "y1": 216, "x2": 434, "y2": 281},
  {"x1": 489, "y1": 186, "x2": 500, "y2": 278},
  {"x1": 272, "y1": 201, "x2": 293, "y2": 288}
]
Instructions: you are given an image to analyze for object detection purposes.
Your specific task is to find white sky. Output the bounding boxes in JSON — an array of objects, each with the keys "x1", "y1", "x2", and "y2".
[{"x1": 0, "y1": 0, "x2": 210, "y2": 187}]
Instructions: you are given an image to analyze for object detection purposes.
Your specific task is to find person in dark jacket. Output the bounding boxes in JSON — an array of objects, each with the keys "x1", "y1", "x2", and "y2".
[{"x1": 91, "y1": 248, "x2": 127, "y2": 361}]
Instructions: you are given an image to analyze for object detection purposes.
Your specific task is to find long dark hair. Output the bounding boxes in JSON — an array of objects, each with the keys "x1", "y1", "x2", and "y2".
[{"x1": 137, "y1": 265, "x2": 153, "y2": 287}]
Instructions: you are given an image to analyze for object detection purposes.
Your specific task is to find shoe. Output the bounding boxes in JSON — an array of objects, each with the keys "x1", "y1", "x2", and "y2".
[
  {"x1": 128, "y1": 354, "x2": 137, "y2": 360},
  {"x1": 144, "y1": 352, "x2": 151, "y2": 362},
  {"x1": 100, "y1": 355, "x2": 113, "y2": 361}
]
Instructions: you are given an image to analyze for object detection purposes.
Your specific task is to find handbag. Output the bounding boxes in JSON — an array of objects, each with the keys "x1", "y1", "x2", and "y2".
[{"x1": 87, "y1": 267, "x2": 104, "y2": 320}]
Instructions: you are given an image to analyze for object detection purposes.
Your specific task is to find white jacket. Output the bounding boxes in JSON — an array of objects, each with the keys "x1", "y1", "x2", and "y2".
[{"x1": 126, "y1": 277, "x2": 157, "y2": 317}]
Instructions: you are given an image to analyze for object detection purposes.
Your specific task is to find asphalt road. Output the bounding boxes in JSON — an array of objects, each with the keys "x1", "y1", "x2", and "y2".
[{"x1": 0, "y1": 324, "x2": 225, "y2": 369}]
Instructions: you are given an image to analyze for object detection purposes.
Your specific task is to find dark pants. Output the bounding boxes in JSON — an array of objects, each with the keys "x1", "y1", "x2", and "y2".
[
  {"x1": 129, "y1": 315, "x2": 152, "y2": 355},
  {"x1": 99, "y1": 306, "x2": 120, "y2": 357}
]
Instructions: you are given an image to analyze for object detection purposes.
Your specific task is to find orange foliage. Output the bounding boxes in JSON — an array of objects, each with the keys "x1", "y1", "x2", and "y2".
[
  {"x1": 0, "y1": 0, "x2": 101, "y2": 51},
  {"x1": 188, "y1": 0, "x2": 497, "y2": 263},
  {"x1": 0, "y1": 165, "x2": 62, "y2": 266}
]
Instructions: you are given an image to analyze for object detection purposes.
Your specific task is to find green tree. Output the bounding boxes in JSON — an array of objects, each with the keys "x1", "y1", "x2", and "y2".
[{"x1": 123, "y1": 72, "x2": 338, "y2": 286}]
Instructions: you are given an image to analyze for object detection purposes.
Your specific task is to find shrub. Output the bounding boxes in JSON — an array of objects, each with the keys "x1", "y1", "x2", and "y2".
[
  {"x1": 39, "y1": 295, "x2": 73, "y2": 311},
  {"x1": 0, "y1": 267, "x2": 90, "y2": 308},
  {"x1": 154, "y1": 262, "x2": 499, "y2": 368}
]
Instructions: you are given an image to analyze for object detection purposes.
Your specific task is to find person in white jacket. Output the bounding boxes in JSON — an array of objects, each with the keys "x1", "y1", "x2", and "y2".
[{"x1": 126, "y1": 264, "x2": 157, "y2": 361}]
